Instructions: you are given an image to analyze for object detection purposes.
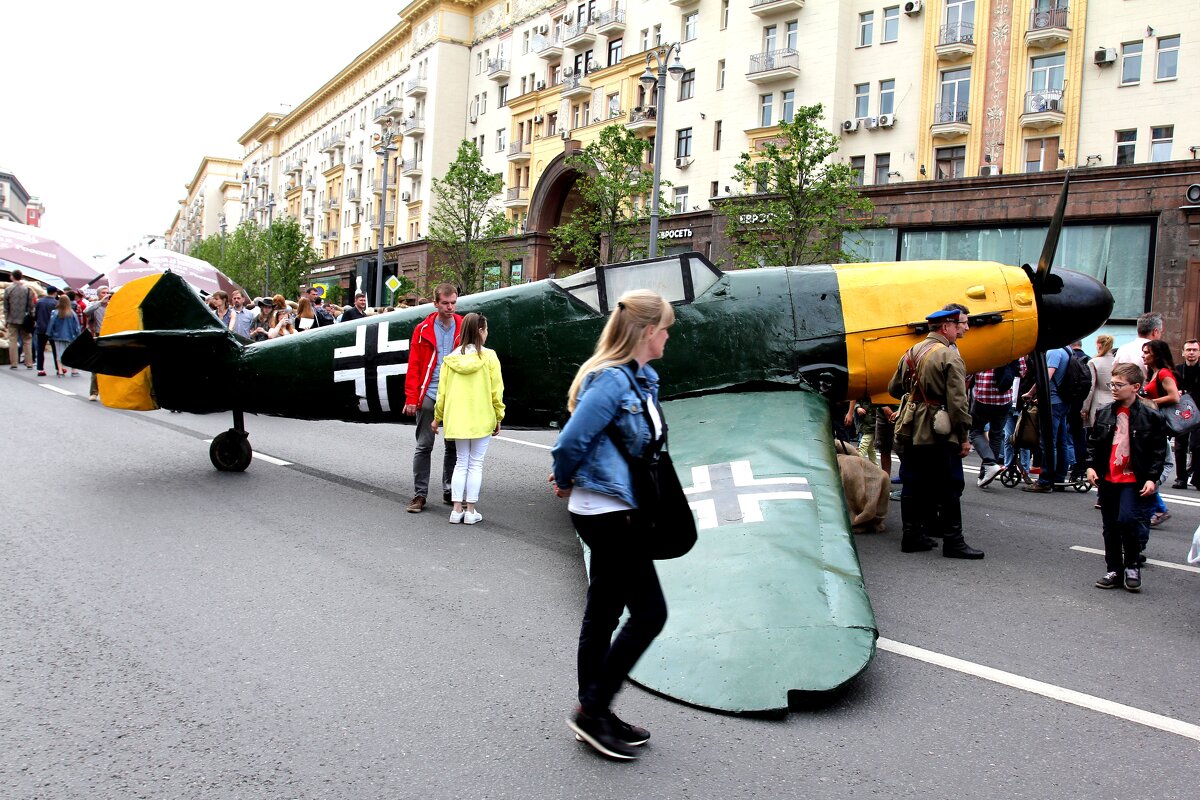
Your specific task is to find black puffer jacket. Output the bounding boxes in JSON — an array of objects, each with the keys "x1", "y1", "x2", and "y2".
[{"x1": 1087, "y1": 400, "x2": 1168, "y2": 485}]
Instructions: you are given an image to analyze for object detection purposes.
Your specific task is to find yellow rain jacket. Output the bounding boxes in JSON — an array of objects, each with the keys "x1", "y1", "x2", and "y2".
[{"x1": 434, "y1": 345, "x2": 506, "y2": 439}]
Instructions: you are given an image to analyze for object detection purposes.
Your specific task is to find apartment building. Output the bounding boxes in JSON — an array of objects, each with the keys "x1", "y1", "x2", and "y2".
[
  {"x1": 166, "y1": 157, "x2": 244, "y2": 254},
  {"x1": 0, "y1": 168, "x2": 44, "y2": 226}
]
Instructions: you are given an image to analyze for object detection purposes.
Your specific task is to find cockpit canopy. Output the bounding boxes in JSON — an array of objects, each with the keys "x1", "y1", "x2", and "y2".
[{"x1": 551, "y1": 251, "x2": 723, "y2": 315}]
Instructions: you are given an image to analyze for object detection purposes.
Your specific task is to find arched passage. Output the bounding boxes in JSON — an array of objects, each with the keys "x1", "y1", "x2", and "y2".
[{"x1": 526, "y1": 149, "x2": 591, "y2": 277}]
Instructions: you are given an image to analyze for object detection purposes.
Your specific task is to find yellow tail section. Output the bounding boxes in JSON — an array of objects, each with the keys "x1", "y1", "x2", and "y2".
[{"x1": 97, "y1": 274, "x2": 161, "y2": 411}]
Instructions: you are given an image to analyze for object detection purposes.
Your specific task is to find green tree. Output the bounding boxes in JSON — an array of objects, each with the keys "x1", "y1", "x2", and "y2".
[
  {"x1": 716, "y1": 104, "x2": 874, "y2": 269},
  {"x1": 262, "y1": 216, "x2": 318, "y2": 298},
  {"x1": 550, "y1": 124, "x2": 664, "y2": 271},
  {"x1": 190, "y1": 218, "x2": 317, "y2": 298},
  {"x1": 188, "y1": 235, "x2": 225, "y2": 271},
  {"x1": 426, "y1": 140, "x2": 511, "y2": 294}
]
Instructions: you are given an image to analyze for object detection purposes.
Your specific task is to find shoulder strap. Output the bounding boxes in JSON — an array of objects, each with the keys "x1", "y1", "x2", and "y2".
[
  {"x1": 906, "y1": 341, "x2": 945, "y2": 402},
  {"x1": 604, "y1": 365, "x2": 666, "y2": 461}
]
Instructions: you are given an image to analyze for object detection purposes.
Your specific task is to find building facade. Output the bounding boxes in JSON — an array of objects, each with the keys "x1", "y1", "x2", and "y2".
[
  {"x1": 165, "y1": 157, "x2": 244, "y2": 254},
  {"x1": 200, "y1": 1, "x2": 1197, "y2": 335},
  {"x1": 0, "y1": 168, "x2": 44, "y2": 226}
]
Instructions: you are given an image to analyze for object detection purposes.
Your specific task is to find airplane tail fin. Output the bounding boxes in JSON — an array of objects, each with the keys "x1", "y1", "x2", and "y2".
[{"x1": 62, "y1": 271, "x2": 245, "y2": 411}]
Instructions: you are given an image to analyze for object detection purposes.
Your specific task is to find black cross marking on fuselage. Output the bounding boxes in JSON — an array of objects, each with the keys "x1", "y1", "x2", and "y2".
[{"x1": 332, "y1": 321, "x2": 409, "y2": 415}]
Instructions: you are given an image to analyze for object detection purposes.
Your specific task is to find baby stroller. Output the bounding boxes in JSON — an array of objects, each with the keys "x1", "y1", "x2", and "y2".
[{"x1": 998, "y1": 398, "x2": 1091, "y2": 492}]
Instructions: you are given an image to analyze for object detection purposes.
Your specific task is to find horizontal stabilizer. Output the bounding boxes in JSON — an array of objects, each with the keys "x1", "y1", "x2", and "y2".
[{"x1": 62, "y1": 328, "x2": 243, "y2": 378}]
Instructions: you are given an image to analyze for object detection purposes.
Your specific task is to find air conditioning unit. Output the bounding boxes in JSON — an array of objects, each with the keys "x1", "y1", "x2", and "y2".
[
  {"x1": 535, "y1": 80, "x2": 546, "y2": 90},
  {"x1": 401, "y1": 191, "x2": 412, "y2": 201},
  {"x1": 979, "y1": 165, "x2": 1001, "y2": 177},
  {"x1": 1094, "y1": 47, "x2": 1117, "y2": 66},
  {"x1": 842, "y1": 119, "x2": 860, "y2": 133},
  {"x1": 675, "y1": 157, "x2": 692, "y2": 169},
  {"x1": 408, "y1": 110, "x2": 417, "y2": 118},
  {"x1": 587, "y1": 59, "x2": 599, "y2": 72},
  {"x1": 864, "y1": 116, "x2": 880, "y2": 130},
  {"x1": 561, "y1": 130, "x2": 571, "y2": 140},
  {"x1": 533, "y1": 114, "x2": 544, "y2": 123},
  {"x1": 903, "y1": 0, "x2": 922, "y2": 15},
  {"x1": 1045, "y1": 97, "x2": 1061, "y2": 111},
  {"x1": 878, "y1": 113, "x2": 895, "y2": 127},
  {"x1": 563, "y1": 12, "x2": 573, "y2": 23},
  {"x1": 537, "y1": 23, "x2": 549, "y2": 35}
]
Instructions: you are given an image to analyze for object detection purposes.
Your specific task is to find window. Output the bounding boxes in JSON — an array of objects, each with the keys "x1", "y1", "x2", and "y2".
[
  {"x1": 510, "y1": 260, "x2": 523, "y2": 284},
  {"x1": 1115, "y1": 130, "x2": 1137, "y2": 165},
  {"x1": 673, "y1": 186, "x2": 689, "y2": 213},
  {"x1": 759, "y1": 93, "x2": 773, "y2": 127},
  {"x1": 683, "y1": 11, "x2": 698, "y2": 42},
  {"x1": 640, "y1": 28, "x2": 649, "y2": 52},
  {"x1": 499, "y1": 84, "x2": 509, "y2": 106},
  {"x1": 497, "y1": 129, "x2": 507, "y2": 151},
  {"x1": 722, "y1": 0, "x2": 730, "y2": 30},
  {"x1": 714, "y1": 120, "x2": 722, "y2": 151},
  {"x1": 608, "y1": 92, "x2": 620, "y2": 118},
  {"x1": 882, "y1": 6, "x2": 900, "y2": 43},
  {"x1": 679, "y1": 69, "x2": 695, "y2": 100},
  {"x1": 935, "y1": 145, "x2": 967, "y2": 179},
  {"x1": 1030, "y1": 52, "x2": 1065, "y2": 92},
  {"x1": 1157, "y1": 35, "x2": 1180, "y2": 81},
  {"x1": 946, "y1": 0, "x2": 975, "y2": 28},
  {"x1": 1024, "y1": 136, "x2": 1059, "y2": 173},
  {"x1": 858, "y1": 12, "x2": 874, "y2": 47},
  {"x1": 781, "y1": 89, "x2": 795, "y2": 123},
  {"x1": 763, "y1": 25, "x2": 777, "y2": 52},
  {"x1": 879, "y1": 79, "x2": 896, "y2": 115},
  {"x1": 854, "y1": 83, "x2": 870, "y2": 118},
  {"x1": 480, "y1": 92, "x2": 488, "y2": 114},
  {"x1": 547, "y1": 112, "x2": 558, "y2": 135},
  {"x1": 608, "y1": 38, "x2": 622, "y2": 66},
  {"x1": 1151, "y1": 126, "x2": 1173, "y2": 162},
  {"x1": 850, "y1": 156, "x2": 866, "y2": 186},
  {"x1": 676, "y1": 128, "x2": 693, "y2": 158},
  {"x1": 939, "y1": 67, "x2": 971, "y2": 121},
  {"x1": 874, "y1": 154, "x2": 891, "y2": 185},
  {"x1": 711, "y1": 180, "x2": 720, "y2": 197},
  {"x1": 654, "y1": 24, "x2": 662, "y2": 46},
  {"x1": 1121, "y1": 41, "x2": 1142, "y2": 85},
  {"x1": 717, "y1": 59, "x2": 726, "y2": 89},
  {"x1": 785, "y1": 20, "x2": 798, "y2": 50},
  {"x1": 522, "y1": 31, "x2": 530, "y2": 55}
]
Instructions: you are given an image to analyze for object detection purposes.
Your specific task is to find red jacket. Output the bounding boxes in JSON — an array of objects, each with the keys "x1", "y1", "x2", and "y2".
[{"x1": 404, "y1": 311, "x2": 463, "y2": 406}]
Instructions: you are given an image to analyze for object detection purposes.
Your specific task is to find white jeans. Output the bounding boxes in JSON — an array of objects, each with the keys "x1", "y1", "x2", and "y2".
[{"x1": 451, "y1": 437, "x2": 491, "y2": 504}]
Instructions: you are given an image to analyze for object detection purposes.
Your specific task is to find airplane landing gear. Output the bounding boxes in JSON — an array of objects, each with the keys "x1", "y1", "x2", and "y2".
[{"x1": 210, "y1": 409, "x2": 253, "y2": 472}]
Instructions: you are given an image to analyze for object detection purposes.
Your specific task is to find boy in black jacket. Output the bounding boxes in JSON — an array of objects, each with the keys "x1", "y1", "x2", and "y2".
[{"x1": 1085, "y1": 362, "x2": 1168, "y2": 592}]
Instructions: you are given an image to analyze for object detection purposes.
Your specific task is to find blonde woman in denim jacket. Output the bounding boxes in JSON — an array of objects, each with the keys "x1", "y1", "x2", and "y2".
[{"x1": 550, "y1": 289, "x2": 674, "y2": 761}]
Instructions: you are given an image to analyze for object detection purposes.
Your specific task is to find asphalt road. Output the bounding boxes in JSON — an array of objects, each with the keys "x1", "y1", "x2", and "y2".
[{"x1": 3, "y1": 369, "x2": 1199, "y2": 800}]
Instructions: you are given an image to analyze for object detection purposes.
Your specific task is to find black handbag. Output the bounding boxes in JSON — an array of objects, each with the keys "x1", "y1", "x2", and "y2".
[
  {"x1": 1163, "y1": 393, "x2": 1200, "y2": 436},
  {"x1": 604, "y1": 369, "x2": 697, "y2": 560}
]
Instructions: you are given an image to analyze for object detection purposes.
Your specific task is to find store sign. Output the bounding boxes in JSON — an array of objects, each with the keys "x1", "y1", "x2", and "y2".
[
  {"x1": 738, "y1": 213, "x2": 773, "y2": 225},
  {"x1": 660, "y1": 228, "x2": 693, "y2": 239}
]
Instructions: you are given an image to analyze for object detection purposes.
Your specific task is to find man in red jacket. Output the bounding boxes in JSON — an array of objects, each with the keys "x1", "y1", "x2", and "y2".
[{"x1": 403, "y1": 283, "x2": 463, "y2": 512}]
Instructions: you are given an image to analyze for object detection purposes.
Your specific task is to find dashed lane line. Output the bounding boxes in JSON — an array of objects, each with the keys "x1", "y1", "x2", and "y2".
[
  {"x1": 877, "y1": 637, "x2": 1200, "y2": 743},
  {"x1": 38, "y1": 383, "x2": 76, "y2": 396},
  {"x1": 1157, "y1": 492, "x2": 1200, "y2": 507},
  {"x1": 1069, "y1": 545, "x2": 1200, "y2": 574},
  {"x1": 201, "y1": 440, "x2": 293, "y2": 466},
  {"x1": 494, "y1": 435, "x2": 553, "y2": 450}
]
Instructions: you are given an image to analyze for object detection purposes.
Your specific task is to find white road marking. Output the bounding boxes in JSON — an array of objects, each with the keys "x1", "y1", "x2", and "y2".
[
  {"x1": 39, "y1": 383, "x2": 76, "y2": 396},
  {"x1": 201, "y1": 440, "x2": 293, "y2": 466},
  {"x1": 1157, "y1": 492, "x2": 1200, "y2": 507},
  {"x1": 877, "y1": 637, "x2": 1200, "y2": 743},
  {"x1": 494, "y1": 435, "x2": 553, "y2": 451},
  {"x1": 1069, "y1": 545, "x2": 1200, "y2": 574}
]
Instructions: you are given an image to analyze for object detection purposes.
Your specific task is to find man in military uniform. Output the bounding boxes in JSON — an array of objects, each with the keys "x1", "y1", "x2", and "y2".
[{"x1": 889, "y1": 306, "x2": 985, "y2": 559}]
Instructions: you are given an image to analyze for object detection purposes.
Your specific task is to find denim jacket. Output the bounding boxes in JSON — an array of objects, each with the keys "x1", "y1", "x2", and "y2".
[{"x1": 551, "y1": 362, "x2": 662, "y2": 507}]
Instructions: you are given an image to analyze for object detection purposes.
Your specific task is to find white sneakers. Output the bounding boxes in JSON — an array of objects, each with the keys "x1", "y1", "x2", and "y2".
[
  {"x1": 449, "y1": 509, "x2": 483, "y2": 525},
  {"x1": 977, "y1": 463, "x2": 1005, "y2": 488}
]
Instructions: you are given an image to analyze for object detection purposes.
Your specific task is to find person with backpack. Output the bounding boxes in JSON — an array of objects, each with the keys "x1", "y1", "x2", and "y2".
[
  {"x1": 1023, "y1": 345, "x2": 1084, "y2": 493},
  {"x1": 1065, "y1": 341, "x2": 1092, "y2": 481},
  {"x1": 968, "y1": 357, "x2": 1026, "y2": 488}
]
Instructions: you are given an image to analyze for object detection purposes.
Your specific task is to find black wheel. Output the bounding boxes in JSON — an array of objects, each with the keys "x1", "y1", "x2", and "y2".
[
  {"x1": 999, "y1": 466, "x2": 1020, "y2": 488},
  {"x1": 1073, "y1": 478, "x2": 1091, "y2": 493},
  {"x1": 209, "y1": 429, "x2": 252, "y2": 472}
]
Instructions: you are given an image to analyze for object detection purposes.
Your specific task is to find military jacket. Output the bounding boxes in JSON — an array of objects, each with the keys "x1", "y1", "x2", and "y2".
[{"x1": 888, "y1": 332, "x2": 972, "y2": 446}]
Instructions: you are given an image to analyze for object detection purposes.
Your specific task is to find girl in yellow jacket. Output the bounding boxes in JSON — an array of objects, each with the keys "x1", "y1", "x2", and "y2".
[{"x1": 432, "y1": 312, "x2": 505, "y2": 524}]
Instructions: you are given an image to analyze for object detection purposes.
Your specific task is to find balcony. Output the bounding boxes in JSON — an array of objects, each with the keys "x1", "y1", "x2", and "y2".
[
  {"x1": 749, "y1": 0, "x2": 805, "y2": 16},
  {"x1": 1026, "y1": 7, "x2": 1070, "y2": 49},
  {"x1": 303, "y1": 205, "x2": 314, "y2": 219},
  {"x1": 503, "y1": 186, "x2": 530, "y2": 208},
  {"x1": 368, "y1": 181, "x2": 380, "y2": 195},
  {"x1": 349, "y1": 153, "x2": 363, "y2": 170},
  {"x1": 400, "y1": 157, "x2": 422, "y2": 177},
  {"x1": 322, "y1": 200, "x2": 333, "y2": 212},
  {"x1": 381, "y1": 99, "x2": 405, "y2": 122},
  {"x1": 304, "y1": 177, "x2": 316, "y2": 189},
  {"x1": 534, "y1": 34, "x2": 563, "y2": 60},
  {"x1": 403, "y1": 115, "x2": 425, "y2": 137},
  {"x1": 931, "y1": 101, "x2": 971, "y2": 138},
  {"x1": 1021, "y1": 89, "x2": 1065, "y2": 130},
  {"x1": 936, "y1": 22, "x2": 975, "y2": 61},
  {"x1": 747, "y1": 49, "x2": 800, "y2": 83},
  {"x1": 560, "y1": 74, "x2": 591, "y2": 99},
  {"x1": 347, "y1": 188, "x2": 360, "y2": 203},
  {"x1": 507, "y1": 142, "x2": 531, "y2": 162},
  {"x1": 328, "y1": 228, "x2": 339, "y2": 239},
  {"x1": 404, "y1": 76, "x2": 427, "y2": 97},
  {"x1": 286, "y1": 157, "x2": 303, "y2": 176},
  {"x1": 384, "y1": 211, "x2": 396, "y2": 226},
  {"x1": 320, "y1": 133, "x2": 346, "y2": 153},
  {"x1": 625, "y1": 107, "x2": 657, "y2": 133},
  {"x1": 563, "y1": 21, "x2": 595, "y2": 48},
  {"x1": 330, "y1": 197, "x2": 340, "y2": 210},
  {"x1": 595, "y1": 8, "x2": 626, "y2": 35},
  {"x1": 487, "y1": 58, "x2": 510, "y2": 82},
  {"x1": 668, "y1": 0, "x2": 699, "y2": 6}
]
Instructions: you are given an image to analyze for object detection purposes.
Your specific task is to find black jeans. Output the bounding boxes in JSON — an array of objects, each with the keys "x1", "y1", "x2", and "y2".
[
  {"x1": 1097, "y1": 481, "x2": 1147, "y2": 572},
  {"x1": 572, "y1": 510, "x2": 667, "y2": 717},
  {"x1": 968, "y1": 401, "x2": 1010, "y2": 467}
]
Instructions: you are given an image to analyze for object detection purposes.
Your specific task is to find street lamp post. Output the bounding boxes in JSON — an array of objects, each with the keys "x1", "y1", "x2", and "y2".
[
  {"x1": 218, "y1": 213, "x2": 227, "y2": 262},
  {"x1": 374, "y1": 122, "x2": 399, "y2": 309},
  {"x1": 265, "y1": 193, "x2": 275, "y2": 295},
  {"x1": 639, "y1": 43, "x2": 686, "y2": 258}
]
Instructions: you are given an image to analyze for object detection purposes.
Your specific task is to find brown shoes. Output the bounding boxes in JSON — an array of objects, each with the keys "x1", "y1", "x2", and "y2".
[
  {"x1": 1021, "y1": 483, "x2": 1055, "y2": 493},
  {"x1": 406, "y1": 495, "x2": 426, "y2": 513}
]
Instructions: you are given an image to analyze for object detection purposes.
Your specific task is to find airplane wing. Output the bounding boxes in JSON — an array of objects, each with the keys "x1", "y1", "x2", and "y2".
[{"x1": 621, "y1": 389, "x2": 878, "y2": 713}]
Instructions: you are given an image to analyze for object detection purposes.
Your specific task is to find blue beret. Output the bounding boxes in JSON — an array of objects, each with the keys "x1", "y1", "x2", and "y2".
[{"x1": 925, "y1": 309, "x2": 958, "y2": 323}]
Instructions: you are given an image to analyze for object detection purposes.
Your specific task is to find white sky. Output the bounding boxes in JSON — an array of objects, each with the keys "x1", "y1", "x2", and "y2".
[{"x1": 1, "y1": 2, "x2": 404, "y2": 261}]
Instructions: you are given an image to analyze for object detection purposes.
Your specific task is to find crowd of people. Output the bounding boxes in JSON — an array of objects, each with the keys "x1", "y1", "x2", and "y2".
[{"x1": 203, "y1": 285, "x2": 407, "y2": 342}]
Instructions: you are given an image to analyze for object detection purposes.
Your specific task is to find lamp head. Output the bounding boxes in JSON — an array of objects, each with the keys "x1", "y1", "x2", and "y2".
[
  {"x1": 639, "y1": 65, "x2": 657, "y2": 89},
  {"x1": 667, "y1": 53, "x2": 686, "y2": 80}
]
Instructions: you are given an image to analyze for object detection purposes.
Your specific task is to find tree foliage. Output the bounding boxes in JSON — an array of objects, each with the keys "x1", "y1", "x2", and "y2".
[
  {"x1": 549, "y1": 125, "x2": 666, "y2": 271},
  {"x1": 715, "y1": 104, "x2": 875, "y2": 269},
  {"x1": 188, "y1": 216, "x2": 317, "y2": 298},
  {"x1": 426, "y1": 140, "x2": 511, "y2": 295}
]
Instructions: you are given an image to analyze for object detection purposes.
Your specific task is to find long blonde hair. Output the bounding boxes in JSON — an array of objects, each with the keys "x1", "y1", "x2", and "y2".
[
  {"x1": 567, "y1": 289, "x2": 675, "y2": 411},
  {"x1": 1095, "y1": 334, "x2": 1114, "y2": 357}
]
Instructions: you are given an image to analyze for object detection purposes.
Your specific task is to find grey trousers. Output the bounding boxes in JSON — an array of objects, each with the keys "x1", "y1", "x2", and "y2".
[
  {"x1": 413, "y1": 396, "x2": 456, "y2": 499},
  {"x1": 968, "y1": 401, "x2": 1010, "y2": 468}
]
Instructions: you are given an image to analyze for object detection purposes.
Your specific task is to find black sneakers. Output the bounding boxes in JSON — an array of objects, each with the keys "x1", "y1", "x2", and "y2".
[
  {"x1": 568, "y1": 708, "x2": 642, "y2": 760},
  {"x1": 1095, "y1": 571, "x2": 1121, "y2": 589},
  {"x1": 1124, "y1": 567, "x2": 1142, "y2": 592}
]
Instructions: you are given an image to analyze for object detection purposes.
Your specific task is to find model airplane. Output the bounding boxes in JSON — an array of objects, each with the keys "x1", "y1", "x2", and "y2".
[{"x1": 63, "y1": 183, "x2": 1113, "y2": 712}]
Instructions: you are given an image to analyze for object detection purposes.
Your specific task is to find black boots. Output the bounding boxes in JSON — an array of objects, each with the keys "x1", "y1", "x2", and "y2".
[
  {"x1": 938, "y1": 501, "x2": 985, "y2": 559},
  {"x1": 900, "y1": 497, "x2": 938, "y2": 553}
]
